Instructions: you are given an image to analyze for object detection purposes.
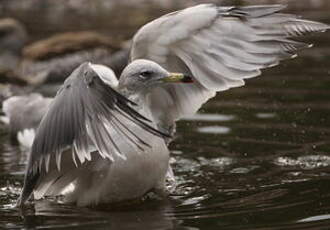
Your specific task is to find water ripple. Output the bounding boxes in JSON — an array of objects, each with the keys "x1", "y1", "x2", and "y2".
[{"x1": 274, "y1": 155, "x2": 330, "y2": 169}]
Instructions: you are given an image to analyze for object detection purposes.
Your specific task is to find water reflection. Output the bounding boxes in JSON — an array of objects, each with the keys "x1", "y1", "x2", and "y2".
[
  {"x1": 255, "y1": 113, "x2": 276, "y2": 119},
  {"x1": 197, "y1": 126, "x2": 231, "y2": 135},
  {"x1": 1, "y1": 199, "x2": 179, "y2": 229},
  {"x1": 183, "y1": 113, "x2": 236, "y2": 122}
]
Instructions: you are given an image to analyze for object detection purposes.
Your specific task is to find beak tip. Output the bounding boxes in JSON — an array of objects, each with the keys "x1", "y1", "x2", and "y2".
[{"x1": 182, "y1": 75, "x2": 193, "y2": 83}]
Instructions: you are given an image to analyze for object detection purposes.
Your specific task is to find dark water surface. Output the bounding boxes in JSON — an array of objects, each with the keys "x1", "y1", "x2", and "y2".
[{"x1": 1, "y1": 12, "x2": 330, "y2": 230}]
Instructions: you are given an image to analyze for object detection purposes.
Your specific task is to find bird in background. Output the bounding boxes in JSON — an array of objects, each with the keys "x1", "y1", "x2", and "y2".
[
  {"x1": 1, "y1": 93, "x2": 52, "y2": 148},
  {"x1": 9, "y1": 4, "x2": 329, "y2": 207}
]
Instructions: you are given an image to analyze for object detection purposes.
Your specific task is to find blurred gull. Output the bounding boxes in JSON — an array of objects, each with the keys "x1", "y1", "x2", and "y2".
[
  {"x1": 1, "y1": 93, "x2": 52, "y2": 148},
  {"x1": 16, "y1": 4, "x2": 329, "y2": 207}
]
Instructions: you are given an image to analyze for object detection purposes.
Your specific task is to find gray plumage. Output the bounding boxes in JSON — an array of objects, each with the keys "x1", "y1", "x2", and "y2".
[{"x1": 17, "y1": 62, "x2": 170, "y2": 206}]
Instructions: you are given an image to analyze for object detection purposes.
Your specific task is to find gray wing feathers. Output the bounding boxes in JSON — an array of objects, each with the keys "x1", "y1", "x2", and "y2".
[
  {"x1": 30, "y1": 64, "x2": 165, "y2": 168},
  {"x1": 174, "y1": 7, "x2": 328, "y2": 91},
  {"x1": 131, "y1": 4, "x2": 329, "y2": 124}
]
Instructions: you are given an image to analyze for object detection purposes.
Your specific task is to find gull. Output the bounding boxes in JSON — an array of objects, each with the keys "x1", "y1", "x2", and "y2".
[
  {"x1": 17, "y1": 62, "x2": 191, "y2": 206},
  {"x1": 17, "y1": 4, "x2": 329, "y2": 207},
  {"x1": 1, "y1": 93, "x2": 52, "y2": 148}
]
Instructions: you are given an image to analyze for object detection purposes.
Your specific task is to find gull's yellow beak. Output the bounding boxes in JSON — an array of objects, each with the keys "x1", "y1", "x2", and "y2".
[{"x1": 161, "y1": 73, "x2": 193, "y2": 83}]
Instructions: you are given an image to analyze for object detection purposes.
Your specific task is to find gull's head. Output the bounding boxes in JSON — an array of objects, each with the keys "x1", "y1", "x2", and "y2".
[{"x1": 118, "y1": 59, "x2": 192, "y2": 93}]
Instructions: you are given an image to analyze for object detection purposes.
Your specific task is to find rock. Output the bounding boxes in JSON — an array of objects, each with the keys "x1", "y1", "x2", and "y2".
[
  {"x1": 18, "y1": 47, "x2": 129, "y2": 85},
  {"x1": 23, "y1": 31, "x2": 122, "y2": 60},
  {"x1": 0, "y1": 18, "x2": 27, "y2": 74},
  {"x1": 11, "y1": 30, "x2": 129, "y2": 85},
  {"x1": 0, "y1": 70, "x2": 27, "y2": 85}
]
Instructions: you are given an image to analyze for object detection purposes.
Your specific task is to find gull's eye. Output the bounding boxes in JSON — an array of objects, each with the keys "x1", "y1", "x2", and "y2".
[{"x1": 139, "y1": 71, "x2": 152, "y2": 79}]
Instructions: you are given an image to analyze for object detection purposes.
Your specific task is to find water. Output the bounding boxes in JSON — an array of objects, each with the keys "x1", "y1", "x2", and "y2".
[{"x1": 1, "y1": 10, "x2": 330, "y2": 230}]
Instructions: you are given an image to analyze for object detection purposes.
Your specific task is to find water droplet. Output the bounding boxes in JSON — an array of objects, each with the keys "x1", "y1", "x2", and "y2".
[{"x1": 183, "y1": 113, "x2": 235, "y2": 122}]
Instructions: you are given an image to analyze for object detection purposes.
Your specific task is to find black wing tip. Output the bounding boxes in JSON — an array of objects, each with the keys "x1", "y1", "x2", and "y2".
[
  {"x1": 117, "y1": 105, "x2": 172, "y2": 140},
  {"x1": 116, "y1": 100, "x2": 172, "y2": 139},
  {"x1": 150, "y1": 125, "x2": 172, "y2": 139}
]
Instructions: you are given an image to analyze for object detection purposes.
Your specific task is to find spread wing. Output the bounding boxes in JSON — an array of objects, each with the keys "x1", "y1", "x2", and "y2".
[
  {"x1": 130, "y1": 4, "x2": 329, "y2": 129},
  {"x1": 18, "y1": 62, "x2": 168, "y2": 205}
]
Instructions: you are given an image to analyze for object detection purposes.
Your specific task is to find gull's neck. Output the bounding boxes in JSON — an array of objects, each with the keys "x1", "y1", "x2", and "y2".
[{"x1": 118, "y1": 86, "x2": 149, "y2": 113}]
